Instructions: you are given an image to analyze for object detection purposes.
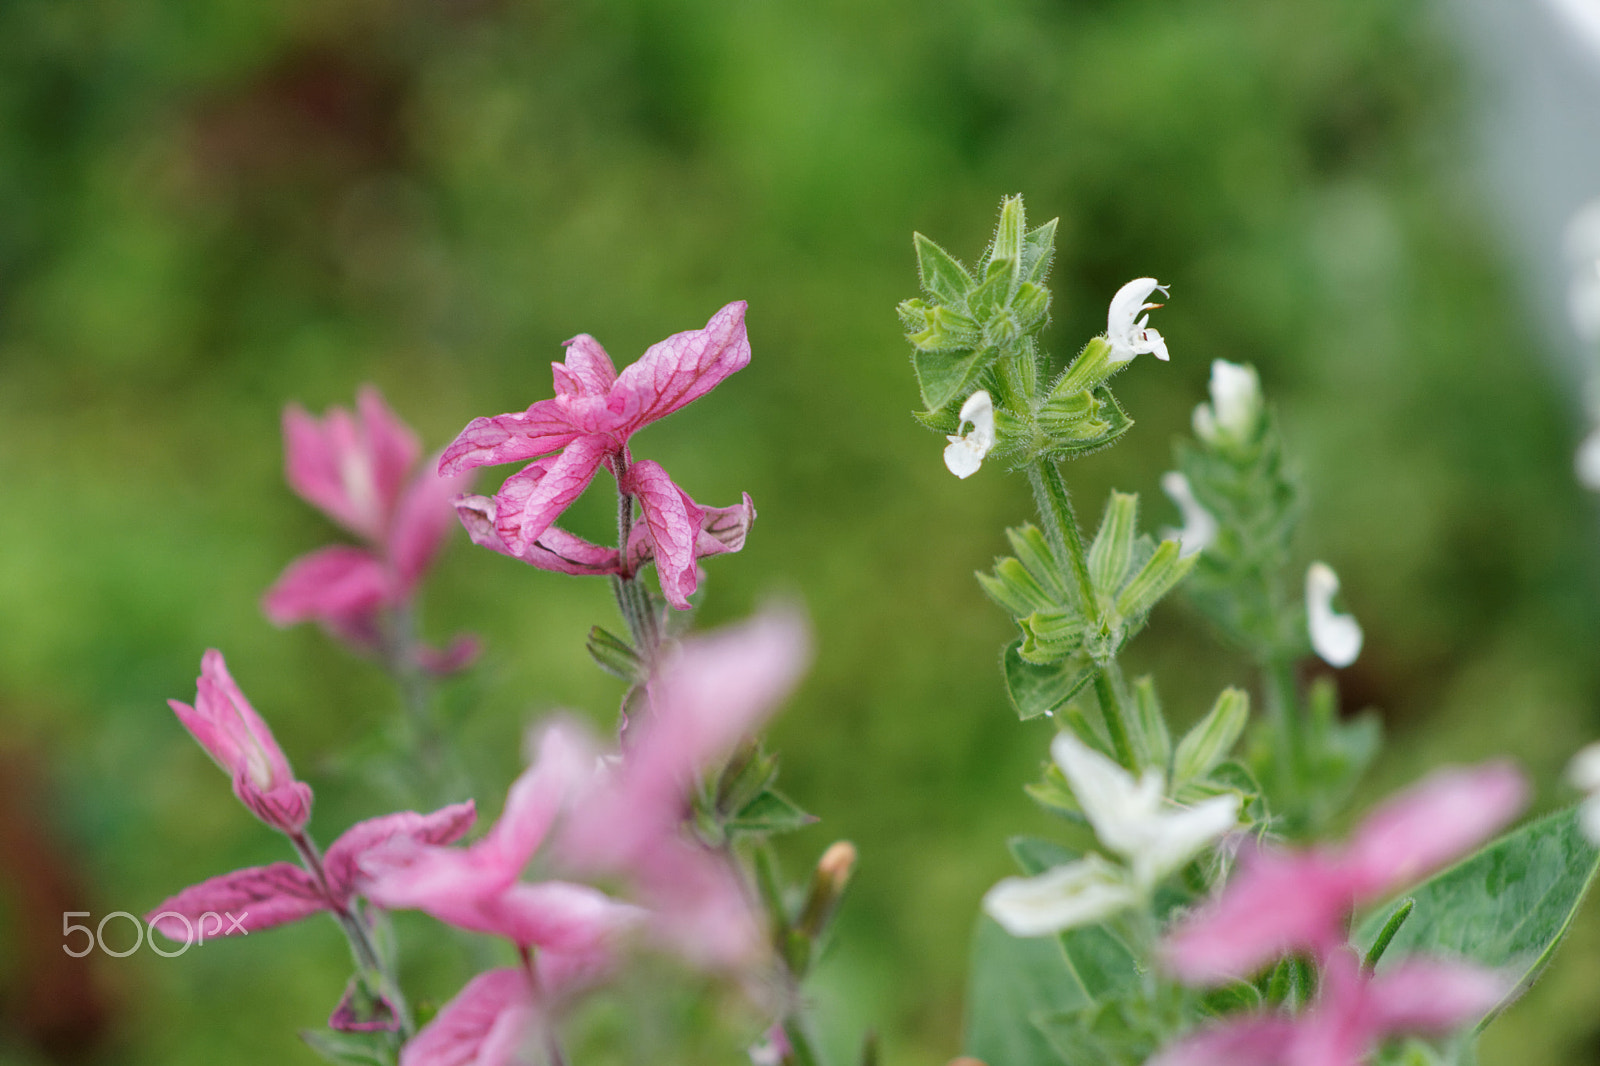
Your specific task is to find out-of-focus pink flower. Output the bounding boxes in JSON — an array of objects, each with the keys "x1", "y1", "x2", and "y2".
[
  {"x1": 556, "y1": 606, "x2": 812, "y2": 965},
  {"x1": 1165, "y1": 762, "x2": 1527, "y2": 984},
  {"x1": 438, "y1": 301, "x2": 754, "y2": 609},
  {"x1": 265, "y1": 385, "x2": 475, "y2": 670},
  {"x1": 1150, "y1": 951, "x2": 1508, "y2": 1066},
  {"x1": 168, "y1": 649, "x2": 314, "y2": 833},
  {"x1": 145, "y1": 800, "x2": 475, "y2": 941}
]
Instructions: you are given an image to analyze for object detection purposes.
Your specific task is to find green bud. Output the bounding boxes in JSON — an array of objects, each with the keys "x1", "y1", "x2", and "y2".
[
  {"x1": 586, "y1": 626, "x2": 644, "y2": 682},
  {"x1": 1173, "y1": 687, "x2": 1250, "y2": 785},
  {"x1": 988, "y1": 194, "x2": 1026, "y2": 265},
  {"x1": 907, "y1": 303, "x2": 983, "y2": 352},
  {"x1": 1053, "y1": 337, "x2": 1117, "y2": 395}
]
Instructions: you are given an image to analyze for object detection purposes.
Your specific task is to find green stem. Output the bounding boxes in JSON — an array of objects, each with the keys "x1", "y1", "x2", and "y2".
[
  {"x1": 1265, "y1": 654, "x2": 1301, "y2": 803},
  {"x1": 781, "y1": 1017, "x2": 823, "y2": 1066},
  {"x1": 1093, "y1": 666, "x2": 1137, "y2": 770},
  {"x1": 289, "y1": 830, "x2": 415, "y2": 1039}
]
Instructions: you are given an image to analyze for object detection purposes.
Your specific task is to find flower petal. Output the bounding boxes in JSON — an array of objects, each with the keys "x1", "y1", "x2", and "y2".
[
  {"x1": 1160, "y1": 472, "x2": 1217, "y2": 557},
  {"x1": 262, "y1": 546, "x2": 392, "y2": 627},
  {"x1": 453, "y1": 494, "x2": 621, "y2": 575},
  {"x1": 146, "y1": 862, "x2": 326, "y2": 942},
  {"x1": 357, "y1": 386, "x2": 424, "y2": 525},
  {"x1": 437, "y1": 400, "x2": 581, "y2": 478},
  {"x1": 323, "y1": 801, "x2": 478, "y2": 904},
  {"x1": 494, "y1": 435, "x2": 613, "y2": 554},
  {"x1": 1049, "y1": 732, "x2": 1162, "y2": 860},
  {"x1": 478, "y1": 880, "x2": 645, "y2": 954},
  {"x1": 1146, "y1": 1017, "x2": 1296, "y2": 1066},
  {"x1": 623, "y1": 459, "x2": 704, "y2": 610},
  {"x1": 611, "y1": 301, "x2": 751, "y2": 432},
  {"x1": 1367, "y1": 958, "x2": 1510, "y2": 1035},
  {"x1": 1305, "y1": 562, "x2": 1363, "y2": 668},
  {"x1": 983, "y1": 854, "x2": 1139, "y2": 936},
  {"x1": 399, "y1": 968, "x2": 535, "y2": 1066},
  {"x1": 553, "y1": 335, "x2": 619, "y2": 397},
  {"x1": 388, "y1": 451, "x2": 474, "y2": 595}
]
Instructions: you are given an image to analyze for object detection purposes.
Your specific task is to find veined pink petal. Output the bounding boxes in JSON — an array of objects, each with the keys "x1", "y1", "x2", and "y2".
[
  {"x1": 623, "y1": 460, "x2": 703, "y2": 610},
  {"x1": 611, "y1": 301, "x2": 751, "y2": 433},
  {"x1": 171, "y1": 650, "x2": 311, "y2": 832},
  {"x1": 477, "y1": 880, "x2": 645, "y2": 953},
  {"x1": 358, "y1": 386, "x2": 424, "y2": 525},
  {"x1": 625, "y1": 491, "x2": 756, "y2": 572},
  {"x1": 630, "y1": 837, "x2": 763, "y2": 968},
  {"x1": 494, "y1": 435, "x2": 613, "y2": 554},
  {"x1": 1367, "y1": 958, "x2": 1509, "y2": 1034},
  {"x1": 1164, "y1": 850, "x2": 1352, "y2": 984},
  {"x1": 454, "y1": 494, "x2": 621, "y2": 576},
  {"x1": 399, "y1": 967, "x2": 536, "y2": 1066},
  {"x1": 323, "y1": 801, "x2": 478, "y2": 904},
  {"x1": 437, "y1": 400, "x2": 580, "y2": 477},
  {"x1": 553, "y1": 335, "x2": 619, "y2": 398},
  {"x1": 389, "y1": 451, "x2": 475, "y2": 595},
  {"x1": 146, "y1": 862, "x2": 327, "y2": 942},
  {"x1": 262, "y1": 546, "x2": 392, "y2": 627},
  {"x1": 1146, "y1": 1017, "x2": 1295, "y2": 1066},
  {"x1": 1342, "y1": 762, "x2": 1527, "y2": 899}
]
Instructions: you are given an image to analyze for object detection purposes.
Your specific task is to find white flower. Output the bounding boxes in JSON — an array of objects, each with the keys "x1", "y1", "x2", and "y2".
[
  {"x1": 944, "y1": 389, "x2": 995, "y2": 479},
  {"x1": 1192, "y1": 359, "x2": 1262, "y2": 444},
  {"x1": 1160, "y1": 471, "x2": 1218, "y2": 557},
  {"x1": 983, "y1": 853, "x2": 1139, "y2": 937},
  {"x1": 1576, "y1": 426, "x2": 1600, "y2": 491},
  {"x1": 983, "y1": 733, "x2": 1238, "y2": 937},
  {"x1": 1306, "y1": 561, "x2": 1363, "y2": 668},
  {"x1": 1106, "y1": 278, "x2": 1170, "y2": 364},
  {"x1": 1568, "y1": 742, "x2": 1600, "y2": 846}
]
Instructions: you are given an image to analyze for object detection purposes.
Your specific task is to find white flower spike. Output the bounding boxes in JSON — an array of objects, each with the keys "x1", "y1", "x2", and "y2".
[
  {"x1": 983, "y1": 734, "x2": 1238, "y2": 937},
  {"x1": 944, "y1": 389, "x2": 995, "y2": 479},
  {"x1": 1160, "y1": 471, "x2": 1218, "y2": 557},
  {"x1": 1106, "y1": 277, "x2": 1171, "y2": 364},
  {"x1": 1576, "y1": 426, "x2": 1600, "y2": 491},
  {"x1": 1306, "y1": 561, "x2": 1363, "y2": 668},
  {"x1": 1568, "y1": 742, "x2": 1600, "y2": 845},
  {"x1": 1192, "y1": 359, "x2": 1262, "y2": 445}
]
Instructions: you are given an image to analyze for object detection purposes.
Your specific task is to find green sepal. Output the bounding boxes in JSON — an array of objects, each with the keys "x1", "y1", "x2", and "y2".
[
  {"x1": 1088, "y1": 492, "x2": 1140, "y2": 595},
  {"x1": 1053, "y1": 337, "x2": 1117, "y2": 396},
  {"x1": 1040, "y1": 386, "x2": 1134, "y2": 460},
  {"x1": 1021, "y1": 218, "x2": 1058, "y2": 286},
  {"x1": 1130, "y1": 675, "x2": 1171, "y2": 773},
  {"x1": 978, "y1": 558, "x2": 1057, "y2": 618},
  {"x1": 913, "y1": 232, "x2": 974, "y2": 304},
  {"x1": 904, "y1": 302, "x2": 982, "y2": 352},
  {"x1": 300, "y1": 1029, "x2": 393, "y2": 1066},
  {"x1": 1018, "y1": 608, "x2": 1087, "y2": 663},
  {"x1": 727, "y1": 788, "x2": 818, "y2": 837},
  {"x1": 970, "y1": 255, "x2": 1020, "y2": 321},
  {"x1": 713, "y1": 741, "x2": 780, "y2": 819},
  {"x1": 1006, "y1": 523, "x2": 1073, "y2": 604},
  {"x1": 987, "y1": 195, "x2": 1027, "y2": 265},
  {"x1": 914, "y1": 345, "x2": 993, "y2": 413},
  {"x1": 1004, "y1": 638, "x2": 1094, "y2": 720},
  {"x1": 586, "y1": 626, "x2": 644, "y2": 682},
  {"x1": 1173, "y1": 687, "x2": 1250, "y2": 786},
  {"x1": 1114, "y1": 538, "x2": 1197, "y2": 620}
]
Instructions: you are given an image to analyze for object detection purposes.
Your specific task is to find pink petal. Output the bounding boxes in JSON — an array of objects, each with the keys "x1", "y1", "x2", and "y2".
[
  {"x1": 415, "y1": 634, "x2": 483, "y2": 675},
  {"x1": 454, "y1": 494, "x2": 621, "y2": 576},
  {"x1": 262, "y1": 546, "x2": 392, "y2": 627},
  {"x1": 237, "y1": 778, "x2": 315, "y2": 836},
  {"x1": 146, "y1": 862, "x2": 327, "y2": 942},
  {"x1": 493, "y1": 435, "x2": 613, "y2": 554},
  {"x1": 477, "y1": 880, "x2": 644, "y2": 954},
  {"x1": 437, "y1": 400, "x2": 580, "y2": 477},
  {"x1": 388, "y1": 450, "x2": 475, "y2": 595},
  {"x1": 356, "y1": 386, "x2": 423, "y2": 520},
  {"x1": 284, "y1": 404, "x2": 368, "y2": 538},
  {"x1": 622, "y1": 460, "x2": 704, "y2": 610},
  {"x1": 611, "y1": 301, "x2": 751, "y2": 433},
  {"x1": 630, "y1": 838, "x2": 763, "y2": 968},
  {"x1": 1147, "y1": 1017, "x2": 1296, "y2": 1066},
  {"x1": 1163, "y1": 849, "x2": 1353, "y2": 984},
  {"x1": 399, "y1": 967, "x2": 536, "y2": 1066},
  {"x1": 329, "y1": 977, "x2": 400, "y2": 1033},
  {"x1": 552, "y1": 335, "x2": 619, "y2": 397},
  {"x1": 323, "y1": 801, "x2": 478, "y2": 904},
  {"x1": 1367, "y1": 958, "x2": 1509, "y2": 1035},
  {"x1": 1343, "y1": 761, "x2": 1527, "y2": 899}
]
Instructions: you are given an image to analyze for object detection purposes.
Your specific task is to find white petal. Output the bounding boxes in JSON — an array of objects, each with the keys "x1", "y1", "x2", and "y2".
[
  {"x1": 1051, "y1": 732, "x2": 1163, "y2": 857},
  {"x1": 1306, "y1": 562, "x2": 1363, "y2": 668},
  {"x1": 1128, "y1": 794, "x2": 1240, "y2": 888},
  {"x1": 982, "y1": 855, "x2": 1139, "y2": 937},
  {"x1": 1207, "y1": 360, "x2": 1261, "y2": 437},
  {"x1": 944, "y1": 437, "x2": 985, "y2": 478},
  {"x1": 1106, "y1": 278, "x2": 1169, "y2": 363},
  {"x1": 958, "y1": 389, "x2": 995, "y2": 438},
  {"x1": 1568, "y1": 741, "x2": 1600, "y2": 794},
  {"x1": 1576, "y1": 428, "x2": 1600, "y2": 490},
  {"x1": 1160, "y1": 471, "x2": 1218, "y2": 557}
]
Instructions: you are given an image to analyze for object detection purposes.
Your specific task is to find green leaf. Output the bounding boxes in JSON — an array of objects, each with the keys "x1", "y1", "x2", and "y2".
[
  {"x1": 1003, "y1": 639, "x2": 1094, "y2": 720},
  {"x1": 1010, "y1": 835, "x2": 1078, "y2": 875},
  {"x1": 1088, "y1": 492, "x2": 1139, "y2": 594},
  {"x1": 913, "y1": 346, "x2": 991, "y2": 412},
  {"x1": 586, "y1": 626, "x2": 643, "y2": 682},
  {"x1": 300, "y1": 1029, "x2": 393, "y2": 1066},
  {"x1": 979, "y1": 557, "x2": 1057, "y2": 618},
  {"x1": 970, "y1": 256, "x2": 1019, "y2": 320},
  {"x1": 1006, "y1": 523, "x2": 1073, "y2": 604},
  {"x1": 1354, "y1": 806, "x2": 1600, "y2": 1027},
  {"x1": 727, "y1": 788, "x2": 818, "y2": 836},
  {"x1": 1130, "y1": 675, "x2": 1171, "y2": 773},
  {"x1": 988, "y1": 195, "x2": 1026, "y2": 265},
  {"x1": 1042, "y1": 386, "x2": 1134, "y2": 459},
  {"x1": 1173, "y1": 687, "x2": 1250, "y2": 785},
  {"x1": 913, "y1": 232, "x2": 974, "y2": 304},
  {"x1": 1114, "y1": 538, "x2": 1196, "y2": 620},
  {"x1": 965, "y1": 916, "x2": 1083, "y2": 1066},
  {"x1": 1021, "y1": 218, "x2": 1059, "y2": 286}
]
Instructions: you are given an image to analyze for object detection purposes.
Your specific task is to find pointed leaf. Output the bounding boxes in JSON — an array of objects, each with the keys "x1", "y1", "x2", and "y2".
[
  {"x1": 1003, "y1": 640, "x2": 1095, "y2": 720},
  {"x1": 1130, "y1": 675, "x2": 1171, "y2": 773},
  {"x1": 727, "y1": 788, "x2": 818, "y2": 836},
  {"x1": 586, "y1": 626, "x2": 643, "y2": 682},
  {"x1": 913, "y1": 347, "x2": 991, "y2": 413},
  {"x1": 1113, "y1": 538, "x2": 1197, "y2": 620},
  {"x1": 1005, "y1": 524, "x2": 1073, "y2": 604},
  {"x1": 988, "y1": 195, "x2": 1026, "y2": 265},
  {"x1": 300, "y1": 1029, "x2": 393, "y2": 1066},
  {"x1": 979, "y1": 558, "x2": 1057, "y2": 618},
  {"x1": 1173, "y1": 688, "x2": 1250, "y2": 785},
  {"x1": 1021, "y1": 218, "x2": 1059, "y2": 285},
  {"x1": 1088, "y1": 492, "x2": 1139, "y2": 594},
  {"x1": 913, "y1": 232, "x2": 975, "y2": 304}
]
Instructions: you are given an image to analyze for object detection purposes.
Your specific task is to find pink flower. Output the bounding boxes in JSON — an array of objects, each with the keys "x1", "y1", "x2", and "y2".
[
  {"x1": 1150, "y1": 951, "x2": 1508, "y2": 1066},
  {"x1": 145, "y1": 801, "x2": 476, "y2": 941},
  {"x1": 438, "y1": 301, "x2": 754, "y2": 609},
  {"x1": 1165, "y1": 762, "x2": 1527, "y2": 984},
  {"x1": 167, "y1": 649, "x2": 315, "y2": 833},
  {"x1": 265, "y1": 385, "x2": 476, "y2": 670}
]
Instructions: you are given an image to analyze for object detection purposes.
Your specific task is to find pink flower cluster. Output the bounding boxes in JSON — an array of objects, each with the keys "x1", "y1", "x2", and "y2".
[
  {"x1": 264, "y1": 386, "x2": 476, "y2": 671},
  {"x1": 439, "y1": 301, "x2": 756, "y2": 610},
  {"x1": 1155, "y1": 762, "x2": 1528, "y2": 1065}
]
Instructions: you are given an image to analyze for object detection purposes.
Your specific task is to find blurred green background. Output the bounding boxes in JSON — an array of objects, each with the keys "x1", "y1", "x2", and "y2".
[{"x1": 4, "y1": 0, "x2": 1600, "y2": 1063}]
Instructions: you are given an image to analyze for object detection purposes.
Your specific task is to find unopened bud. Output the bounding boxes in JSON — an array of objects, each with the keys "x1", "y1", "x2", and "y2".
[{"x1": 797, "y1": 840, "x2": 857, "y2": 940}]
